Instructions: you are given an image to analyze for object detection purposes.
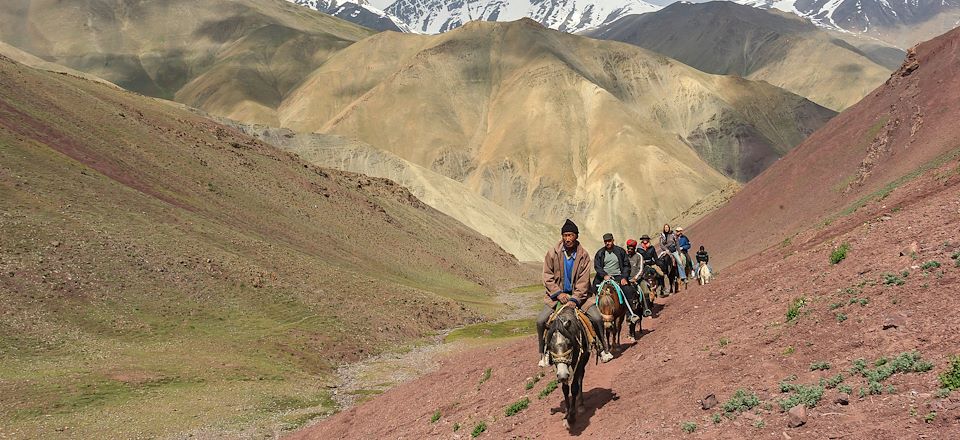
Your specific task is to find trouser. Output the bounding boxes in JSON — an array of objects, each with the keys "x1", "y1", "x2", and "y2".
[
  {"x1": 536, "y1": 302, "x2": 608, "y2": 355},
  {"x1": 671, "y1": 251, "x2": 687, "y2": 280}
]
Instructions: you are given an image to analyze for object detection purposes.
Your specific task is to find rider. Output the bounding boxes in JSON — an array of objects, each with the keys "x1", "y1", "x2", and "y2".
[
  {"x1": 625, "y1": 239, "x2": 643, "y2": 281},
  {"x1": 659, "y1": 224, "x2": 687, "y2": 283},
  {"x1": 676, "y1": 227, "x2": 692, "y2": 276},
  {"x1": 593, "y1": 233, "x2": 631, "y2": 292},
  {"x1": 537, "y1": 219, "x2": 614, "y2": 367},
  {"x1": 695, "y1": 245, "x2": 711, "y2": 276}
]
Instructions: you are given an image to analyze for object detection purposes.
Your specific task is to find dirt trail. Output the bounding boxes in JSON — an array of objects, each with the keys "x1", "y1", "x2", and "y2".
[{"x1": 327, "y1": 287, "x2": 543, "y2": 412}]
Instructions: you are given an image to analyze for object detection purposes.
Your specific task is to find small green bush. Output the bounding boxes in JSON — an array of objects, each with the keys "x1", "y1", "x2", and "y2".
[
  {"x1": 786, "y1": 297, "x2": 807, "y2": 322},
  {"x1": 681, "y1": 421, "x2": 697, "y2": 433},
  {"x1": 830, "y1": 302, "x2": 844, "y2": 310},
  {"x1": 471, "y1": 421, "x2": 487, "y2": 437},
  {"x1": 883, "y1": 273, "x2": 905, "y2": 286},
  {"x1": 940, "y1": 355, "x2": 960, "y2": 391},
  {"x1": 934, "y1": 388, "x2": 951, "y2": 398},
  {"x1": 810, "y1": 361, "x2": 831, "y2": 371},
  {"x1": 505, "y1": 397, "x2": 529, "y2": 416},
  {"x1": 453, "y1": 423, "x2": 460, "y2": 432},
  {"x1": 711, "y1": 413, "x2": 722, "y2": 424},
  {"x1": 538, "y1": 380, "x2": 558, "y2": 399},
  {"x1": 830, "y1": 243, "x2": 850, "y2": 264},
  {"x1": 431, "y1": 410, "x2": 441, "y2": 423},
  {"x1": 753, "y1": 418, "x2": 765, "y2": 428},
  {"x1": 921, "y1": 261, "x2": 941, "y2": 270},
  {"x1": 924, "y1": 412, "x2": 937, "y2": 423},
  {"x1": 779, "y1": 384, "x2": 824, "y2": 410},
  {"x1": 836, "y1": 313, "x2": 848, "y2": 322},
  {"x1": 837, "y1": 384, "x2": 853, "y2": 395},
  {"x1": 723, "y1": 389, "x2": 760, "y2": 415},
  {"x1": 822, "y1": 373, "x2": 844, "y2": 389}
]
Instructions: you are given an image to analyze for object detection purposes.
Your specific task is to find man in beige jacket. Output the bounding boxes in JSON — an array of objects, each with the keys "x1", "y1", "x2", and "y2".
[{"x1": 537, "y1": 219, "x2": 614, "y2": 367}]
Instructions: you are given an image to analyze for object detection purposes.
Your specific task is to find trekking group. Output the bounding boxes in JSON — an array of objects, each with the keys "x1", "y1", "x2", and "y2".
[{"x1": 537, "y1": 219, "x2": 712, "y2": 367}]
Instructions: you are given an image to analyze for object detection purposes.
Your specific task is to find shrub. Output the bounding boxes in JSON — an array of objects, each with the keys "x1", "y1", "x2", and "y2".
[
  {"x1": 830, "y1": 302, "x2": 844, "y2": 310},
  {"x1": 822, "y1": 373, "x2": 844, "y2": 389},
  {"x1": 837, "y1": 384, "x2": 853, "y2": 395},
  {"x1": 538, "y1": 380, "x2": 558, "y2": 399},
  {"x1": 921, "y1": 261, "x2": 941, "y2": 270},
  {"x1": 723, "y1": 389, "x2": 760, "y2": 415},
  {"x1": 836, "y1": 313, "x2": 848, "y2": 322},
  {"x1": 934, "y1": 388, "x2": 951, "y2": 398},
  {"x1": 453, "y1": 423, "x2": 460, "y2": 432},
  {"x1": 924, "y1": 412, "x2": 937, "y2": 423},
  {"x1": 810, "y1": 361, "x2": 831, "y2": 371},
  {"x1": 505, "y1": 397, "x2": 529, "y2": 416},
  {"x1": 940, "y1": 355, "x2": 960, "y2": 391},
  {"x1": 882, "y1": 273, "x2": 905, "y2": 286},
  {"x1": 779, "y1": 384, "x2": 824, "y2": 410},
  {"x1": 719, "y1": 337, "x2": 730, "y2": 347},
  {"x1": 786, "y1": 297, "x2": 807, "y2": 322},
  {"x1": 681, "y1": 421, "x2": 697, "y2": 433},
  {"x1": 753, "y1": 418, "x2": 765, "y2": 428},
  {"x1": 431, "y1": 410, "x2": 441, "y2": 423},
  {"x1": 711, "y1": 413, "x2": 722, "y2": 424},
  {"x1": 830, "y1": 243, "x2": 850, "y2": 264},
  {"x1": 471, "y1": 421, "x2": 487, "y2": 437}
]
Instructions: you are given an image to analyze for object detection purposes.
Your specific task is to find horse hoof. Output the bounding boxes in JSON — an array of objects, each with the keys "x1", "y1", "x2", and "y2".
[{"x1": 563, "y1": 419, "x2": 570, "y2": 430}]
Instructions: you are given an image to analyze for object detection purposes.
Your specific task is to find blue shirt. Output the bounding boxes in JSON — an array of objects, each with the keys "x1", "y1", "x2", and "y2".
[
  {"x1": 563, "y1": 250, "x2": 576, "y2": 293},
  {"x1": 678, "y1": 235, "x2": 691, "y2": 252}
]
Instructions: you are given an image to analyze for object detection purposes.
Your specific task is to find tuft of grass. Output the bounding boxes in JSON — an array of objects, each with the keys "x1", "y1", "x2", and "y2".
[
  {"x1": 681, "y1": 421, "x2": 698, "y2": 433},
  {"x1": 786, "y1": 297, "x2": 807, "y2": 323},
  {"x1": 453, "y1": 422, "x2": 460, "y2": 432},
  {"x1": 753, "y1": 418, "x2": 765, "y2": 428},
  {"x1": 471, "y1": 421, "x2": 487, "y2": 437},
  {"x1": 934, "y1": 388, "x2": 951, "y2": 398},
  {"x1": 940, "y1": 355, "x2": 960, "y2": 391},
  {"x1": 830, "y1": 302, "x2": 844, "y2": 310},
  {"x1": 924, "y1": 412, "x2": 937, "y2": 423},
  {"x1": 505, "y1": 397, "x2": 529, "y2": 416},
  {"x1": 810, "y1": 361, "x2": 831, "y2": 371},
  {"x1": 538, "y1": 380, "x2": 558, "y2": 399},
  {"x1": 837, "y1": 384, "x2": 853, "y2": 395},
  {"x1": 849, "y1": 297, "x2": 869, "y2": 306},
  {"x1": 783, "y1": 346, "x2": 795, "y2": 356},
  {"x1": 479, "y1": 368, "x2": 491, "y2": 386},
  {"x1": 836, "y1": 312, "x2": 848, "y2": 322},
  {"x1": 719, "y1": 337, "x2": 730, "y2": 347},
  {"x1": 431, "y1": 410, "x2": 441, "y2": 423},
  {"x1": 447, "y1": 319, "x2": 535, "y2": 342},
  {"x1": 921, "y1": 261, "x2": 941, "y2": 270},
  {"x1": 524, "y1": 372, "x2": 544, "y2": 390},
  {"x1": 830, "y1": 243, "x2": 850, "y2": 264},
  {"x1": 722, "y1": 389, "x2": 760, "y2": 416},
  {"x1": 711, "y1": 413, "x2": 722, "y2": 424}
]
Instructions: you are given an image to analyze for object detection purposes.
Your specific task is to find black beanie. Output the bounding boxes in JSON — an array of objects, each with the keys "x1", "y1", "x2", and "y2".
[{"x1": 561, "y1": 219, "x2": 578, "y2": 235}]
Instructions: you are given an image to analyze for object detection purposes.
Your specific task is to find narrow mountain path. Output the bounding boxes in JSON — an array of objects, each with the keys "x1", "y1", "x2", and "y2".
[{"x1": 328, "y1": 286, "x2": 542, "y2": 412}]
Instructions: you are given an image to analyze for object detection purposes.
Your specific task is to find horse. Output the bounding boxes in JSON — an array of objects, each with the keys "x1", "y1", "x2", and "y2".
[
  {"x1": 627, "y1": 266, "x2": 657, "y2": 340},
  {"x1": 657, "y1": 251, "x2": 680, "y2": 294},
  {"x1": 698, "y1": 263, "x2": 712, "y2": 285},
  {"x1": 597, "y1": 281, "x2": 625, "y2": 350},
  {"x1": 546, "y1": 306, "x2": 590, "y2": 430}
]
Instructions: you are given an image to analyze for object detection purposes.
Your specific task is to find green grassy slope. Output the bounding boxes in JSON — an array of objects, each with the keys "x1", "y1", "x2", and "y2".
[{"x1": 0, "y1": 55, "x2": 533, "y2": 438}]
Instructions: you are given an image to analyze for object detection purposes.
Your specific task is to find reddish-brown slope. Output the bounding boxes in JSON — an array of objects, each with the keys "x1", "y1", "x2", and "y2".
[
  {"x1": 290, "y1": 133, "x2": 960, "y2": 439},
  {"x1": 688, "y1": 26, "x2": 960, "y2": 269}
]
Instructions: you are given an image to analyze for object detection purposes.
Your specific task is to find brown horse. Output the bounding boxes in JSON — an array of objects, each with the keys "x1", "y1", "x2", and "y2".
[{"x1": 597, "y1": 281, "x2": 625, "y2": 351}]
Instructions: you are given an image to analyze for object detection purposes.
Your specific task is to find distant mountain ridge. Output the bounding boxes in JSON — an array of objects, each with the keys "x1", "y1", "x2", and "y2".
[
  {"x1": 586, "y1": 1, "x2": 895, "y2": 111},
  {"x1": 738, "y1": 0, "x2": 960, "y2": 47},
  {"x1": 291, "y1": 0, "x2": 661, "y2": 33},
  {"x1": 290, "y1": 0, "x2": 412, "y2": 32}
]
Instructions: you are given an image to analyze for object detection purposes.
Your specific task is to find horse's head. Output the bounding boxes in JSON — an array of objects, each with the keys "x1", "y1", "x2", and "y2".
[
  {"x1": 597, "y1": 282, "x2": 621, "y2": 326},
  {"x1": 548, "y1": 307, "x2": 581, "y2": 383}
]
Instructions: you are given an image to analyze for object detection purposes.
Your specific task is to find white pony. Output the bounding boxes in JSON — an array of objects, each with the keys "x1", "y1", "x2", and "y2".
[{"x1": 698, "y1": 263, "x2": 712, "y2": 285}]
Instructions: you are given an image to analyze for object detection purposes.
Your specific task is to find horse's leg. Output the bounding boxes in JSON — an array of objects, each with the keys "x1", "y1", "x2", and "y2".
[
  {"x1": 561, "y1": 381, "x2": 570, "y2": 414},
  {"x1": 562, "y1": 381, "x2": 573, "y2": 429},
  {"x1": 566, "y1": 372, "x2": 581, "y2": 428}
]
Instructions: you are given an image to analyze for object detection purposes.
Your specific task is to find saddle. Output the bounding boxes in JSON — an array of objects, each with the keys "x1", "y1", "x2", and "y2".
[{"x1": 545, "y1": 305, "x2": 600, "y2": 353}]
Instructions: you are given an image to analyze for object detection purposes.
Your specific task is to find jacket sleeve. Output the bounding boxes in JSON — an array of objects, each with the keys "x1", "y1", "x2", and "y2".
[
  {"x1": 543, "y1": 249, "x2": 562, "y2": 297},
  {"x1": 619, "y1": 248, "x2": 630, "y2": 280},
  {"x1": 573, "y1": 252, "x2": 592, "y2": 304},
  {"x1": 593, "y1": 249, "x2": 607, "y2": 278},
  {"x1": 679, "y1": 236, "x2": 691, "y2": 251}
]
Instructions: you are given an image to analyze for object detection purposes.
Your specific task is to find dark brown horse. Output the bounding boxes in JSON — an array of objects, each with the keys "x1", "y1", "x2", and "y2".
[
  {"x1": 657, "y1": 252, "x2": 680, "y2": 294},
  {"x1": 597, "y1": 281, "x2": 625, "y2": 350},
  {"x1": 546, "y1": 306, "x2": 589, "y2": 430}
]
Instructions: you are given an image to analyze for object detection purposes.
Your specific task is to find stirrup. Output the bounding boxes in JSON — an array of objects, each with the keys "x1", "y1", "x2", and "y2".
[{"x1": 628, "y1": 314, "x2": 640, "y2": 324}]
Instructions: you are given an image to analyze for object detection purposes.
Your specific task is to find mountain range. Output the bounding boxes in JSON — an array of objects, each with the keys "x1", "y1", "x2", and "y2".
[
  {"x1": 586, "y1": 1, "x2": 895, "y2": 110},
  {"x1": 278, "y1": 19, "x2": 834, "y2": 238}
]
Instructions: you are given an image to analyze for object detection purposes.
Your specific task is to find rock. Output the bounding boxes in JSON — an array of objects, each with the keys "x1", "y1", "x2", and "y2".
[
  {"x1": 700, "y1": 394, "x2": 718, "y2": 410},
  {"x1": 882, "y1": 315, "x2": 906, "y2": 330},
  {"x1": 787, "y1": 405, "x2": 807, "y2": 428},
  {"x1": 899, "y1": 241, "x2": 920, "y2": 257},
  {"x1": 834, "y1": 396, "x2": 849, "y2": 406}
]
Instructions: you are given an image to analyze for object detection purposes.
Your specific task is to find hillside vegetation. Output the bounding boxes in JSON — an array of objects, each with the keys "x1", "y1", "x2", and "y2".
[{"x1": 0, "y1": 55, "x2": 533, "y2": 438}]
